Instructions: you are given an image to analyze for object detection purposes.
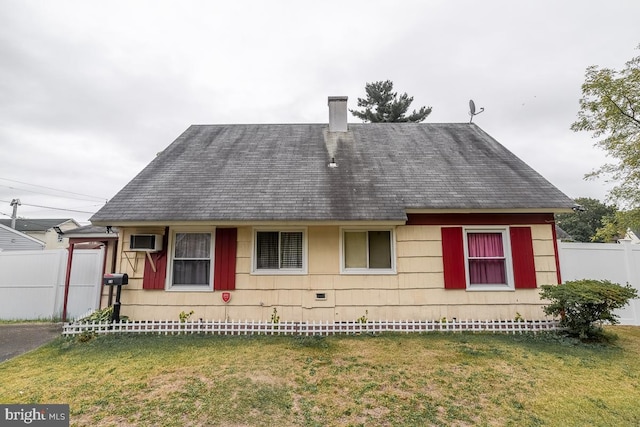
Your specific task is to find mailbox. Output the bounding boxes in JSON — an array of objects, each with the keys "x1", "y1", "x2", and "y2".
[
  {"x1": 103, "y1": 274, "x2": 128, "y2": 322},
  {"x1": 103, "y1": 273, "x2": 128, "y2": 286}
]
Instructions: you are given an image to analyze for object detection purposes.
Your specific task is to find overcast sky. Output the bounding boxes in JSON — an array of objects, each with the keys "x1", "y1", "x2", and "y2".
[{"x1": 1, "y1": 0, "x2": 638, "y2": 224}]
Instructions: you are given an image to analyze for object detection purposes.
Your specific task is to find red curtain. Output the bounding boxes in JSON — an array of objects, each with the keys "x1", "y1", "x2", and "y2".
[{"x1": 467, "y1": 233, "x2": 506, "y2": 285}]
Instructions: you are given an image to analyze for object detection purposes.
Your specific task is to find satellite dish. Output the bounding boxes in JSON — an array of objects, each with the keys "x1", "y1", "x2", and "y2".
[{"x1": 469, "y1": 99, "x2": 484, "y2": 123}]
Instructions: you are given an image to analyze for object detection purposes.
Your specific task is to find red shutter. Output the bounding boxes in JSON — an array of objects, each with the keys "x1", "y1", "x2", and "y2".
[
  {"x1": 214, "y1": 228, "x2": 237, "y2": 291},
  {"x1": 441, "y1": 227, "x2": 466, "y2": 289},
  {"x1": 142, "y1": 230, "x2": 168, "y2": 290},
  {"x1": 510, "y1": 227, "x2": 537, "y2": 289},
  {"x1": 551, "y1": 224, "x2": 562, "y2": 284}
]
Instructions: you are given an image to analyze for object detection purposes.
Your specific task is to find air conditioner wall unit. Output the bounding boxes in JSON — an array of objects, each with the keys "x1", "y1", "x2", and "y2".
[{"x1": 129, "y1": 234, "x2": 163, "y2": 252}]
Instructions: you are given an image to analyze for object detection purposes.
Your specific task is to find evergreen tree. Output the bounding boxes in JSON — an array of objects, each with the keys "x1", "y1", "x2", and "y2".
[{"x1": 350, "y1": 80, "x2": 432, "y2": 123}]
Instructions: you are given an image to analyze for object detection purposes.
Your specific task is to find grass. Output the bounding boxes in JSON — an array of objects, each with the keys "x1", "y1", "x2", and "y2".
[
  {"x1": 0, "y1": 318, "x2": 62, "y2": 324},
  {"x1": 1, "y1": 327, "x2": 639, "y2": 426}
]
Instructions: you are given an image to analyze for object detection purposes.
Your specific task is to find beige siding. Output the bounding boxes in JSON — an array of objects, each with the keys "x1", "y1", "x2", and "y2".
[{"x1": 107, "y1": 223, "x2": 560, "y2": 322}]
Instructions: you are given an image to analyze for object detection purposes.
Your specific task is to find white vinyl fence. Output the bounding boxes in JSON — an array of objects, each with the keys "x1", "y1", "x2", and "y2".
[
  {"x1": 558, "y1": 239, "x2": 640, "y2": 325},
  {"x1": 0, "y1": 248, "x2": 104, "y2": 320}
]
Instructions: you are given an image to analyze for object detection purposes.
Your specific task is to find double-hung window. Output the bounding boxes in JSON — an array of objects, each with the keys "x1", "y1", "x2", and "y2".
[
  {"x1": 254, "y1": 229, "x2": 306, "y2": 273},
  {"x1": 342, "y1": 229, "x2": 395, "y2": 273},
  {"x1": 171, "y1": 231, "x2": 213, "y2": 288},
  {"x1": 464, "y1": 230, "x2": 510, "y2": 287}
]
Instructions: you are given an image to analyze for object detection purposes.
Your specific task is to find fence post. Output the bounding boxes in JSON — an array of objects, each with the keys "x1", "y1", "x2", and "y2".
[{"x1": 621, "y1": 238, "x2": 640, "y2": 325}]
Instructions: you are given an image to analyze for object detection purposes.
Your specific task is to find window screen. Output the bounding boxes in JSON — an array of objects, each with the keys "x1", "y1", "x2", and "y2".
[
  {"x1": 280, "y1": 232, "x2": 303, "y2": 268},
  {"x1": 369, "y1": 231, "x2": 391, "y2": 269},
  {"x1": 344, "y1": 230, "x2": 392, "y2": 270},
  {"x1": 256, "y1": 232, "x2": 279, "y2": 269},
  {"x1": 344, "y1": 231, "x2": 367, "y2": 268},
  {"x1": 256, "y1": 231, "x2": 303, "y2": 270}
]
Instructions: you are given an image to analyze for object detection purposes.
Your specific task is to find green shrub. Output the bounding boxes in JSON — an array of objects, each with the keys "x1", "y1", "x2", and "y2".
[
  {"x1": 179, "y1": 310, "x2": 194, "y2": 323},
  {"x1": 80, "y1": 306, "x2": 113, "y2": 323},
  {"x1": 540, "y1": 279, "x2": 638, "y2": 339},
  {"x1": 270, "y1": 307, "x2": 280, "y2": 324},
  {"x1": 78, "y1": 306, "x2": 129, "y2": 323},
  {"x1": 356, "y1": 310, "x2": 368, "y2": 324}
]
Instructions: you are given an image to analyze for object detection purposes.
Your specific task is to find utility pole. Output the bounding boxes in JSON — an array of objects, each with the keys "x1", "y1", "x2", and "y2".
[{"x1": 10, "y1": 198, "x2": 20, "y2": 229}]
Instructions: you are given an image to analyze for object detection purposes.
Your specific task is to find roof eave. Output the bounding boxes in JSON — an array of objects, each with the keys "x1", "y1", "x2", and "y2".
[
  {"x1": 90, "y1": 219, "x2": 407, "y2": 227},
  {"x1": 405, "y1": 207, "x2": 574, "y2": 214}
]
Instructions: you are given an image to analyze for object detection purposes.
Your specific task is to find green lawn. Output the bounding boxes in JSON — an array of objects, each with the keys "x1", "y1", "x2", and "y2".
[{"x1": 1, "y1": 327, "x2": 639, "y2": 426}]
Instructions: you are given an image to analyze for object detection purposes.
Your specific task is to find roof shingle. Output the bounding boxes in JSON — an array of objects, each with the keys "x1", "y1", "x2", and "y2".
[{"x1": 91, "y1": 123, "x2": 574, "y2": 223}]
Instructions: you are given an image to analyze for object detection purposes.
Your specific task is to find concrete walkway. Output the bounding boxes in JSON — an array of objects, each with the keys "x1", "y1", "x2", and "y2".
[{"x1": 0, "y1": 323, "x2": 63, "y2": 363}]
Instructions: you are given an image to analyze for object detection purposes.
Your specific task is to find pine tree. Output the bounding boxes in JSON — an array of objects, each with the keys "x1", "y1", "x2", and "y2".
[{"x1": 350, "y1": 80, "x2": 432, "y2": 123}]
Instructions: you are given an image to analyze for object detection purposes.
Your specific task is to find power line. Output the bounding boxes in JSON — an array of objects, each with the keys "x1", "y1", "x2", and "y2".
[
  {"x1": 0, "y1": 177, "x2": 108, "y2": 201},
  {"x1": 0, "y1": 184, "x2": 104, "y2": 203},
  {"x1": 0, "y1": 199, "x2": 98, "y2": 215},
  {"x1": 21, "y1": 203, "x2": 97, "y2": 214}
]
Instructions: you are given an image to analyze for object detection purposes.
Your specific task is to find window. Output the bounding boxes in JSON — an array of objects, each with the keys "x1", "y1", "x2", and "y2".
[
  {"x1": 442, "y1": 226, "x2": 537, "y2": 290},
  {"x1": 143, "y1": 227, "x2": 237, "y2": 291},
  {"x1": 342, "y1": 229, "x2": 394, "y2": 273},
  {"x1": 254, "y1": 230, "x2": 305, "y2": 273},
  {"x1": 171, "y1": 232, "x2": 212, "y2": 287},
  {"x1": 465, "y1": 231, "x2": 508, "y2": 286}
]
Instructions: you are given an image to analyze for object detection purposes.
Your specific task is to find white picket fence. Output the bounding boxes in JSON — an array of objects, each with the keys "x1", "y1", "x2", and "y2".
[{"x1": 62, "y1": 318, "x2": 560, "y2": 336}]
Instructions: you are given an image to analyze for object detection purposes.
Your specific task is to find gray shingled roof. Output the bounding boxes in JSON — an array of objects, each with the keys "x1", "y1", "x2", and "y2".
[
  {"x1": 0, "y1": 218, "x2": 76, "y2": 232},
  {"x1": 91, "y1": 123, "x2": 575, "y2": 223}
]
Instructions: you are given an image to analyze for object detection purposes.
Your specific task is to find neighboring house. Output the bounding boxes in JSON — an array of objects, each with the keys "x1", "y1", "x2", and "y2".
[
  {"x1": 0, "y1": 223, "x2": 45, "y2": 251},
  {"x1": 554, "y1": 225, "x2": 574, "y2": 242},
  {"x1": 0, "y1": 218, "x2": 80, "y2": 249},
  {"x1": 625, "y1": 229, "x2": 640, "y2": 244},
  {"x1": 90, "y1": 96, "x2": 575, "y2": 322}
]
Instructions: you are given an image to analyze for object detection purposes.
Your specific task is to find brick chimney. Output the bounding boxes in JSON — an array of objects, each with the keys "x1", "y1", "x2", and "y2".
[{"x1": 328, "y1": 96, "x2": 348, "y2": 132}]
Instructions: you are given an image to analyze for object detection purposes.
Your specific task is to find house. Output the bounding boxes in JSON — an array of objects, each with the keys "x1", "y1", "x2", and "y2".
[
  {"x1": 90, "y1": 96, "x2": 575, "y2": 322},
  {"x1": 0, "y1": 218, "x2": 80, "y2": 249},
  {"x1": 625, "y1": 228, "x2": 640, "y2": 244},
  {"x1": 555, "y1": 225, "x2": 574, "y2": 242},
  {"x1": 0, "y1": 223, "x2": 45, "y2": 251}
]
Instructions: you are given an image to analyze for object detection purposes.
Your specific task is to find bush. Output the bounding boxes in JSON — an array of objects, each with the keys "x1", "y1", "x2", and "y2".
[
  {"x1": 79, "y1": 306, "x2": 113, "y2": 323},
  {"x1": 78, "y1": 306, "x2": 129, "y2": 323},
  {"x1": 540, "y1": 279, "x2": 638, "y2": 339}
]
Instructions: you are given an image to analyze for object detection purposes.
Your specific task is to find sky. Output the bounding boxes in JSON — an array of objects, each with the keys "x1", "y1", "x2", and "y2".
[{"x1": 1, "y1": 0, "x2": 639, "y2": 224}]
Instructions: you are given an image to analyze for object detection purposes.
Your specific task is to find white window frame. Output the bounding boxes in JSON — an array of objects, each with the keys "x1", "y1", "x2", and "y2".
[
  {"x1": 251, "y1": 227, "x2": 308, "y2": 275},
  {"x1": 340, "y1": 227, "x2": 396, "y2": 275},
  {"x1": 166, "y1": 227, "x2": 215, "y2": 291},
  {"x1": 463, "y1": 227, "x2": 514, "y2": 291}
]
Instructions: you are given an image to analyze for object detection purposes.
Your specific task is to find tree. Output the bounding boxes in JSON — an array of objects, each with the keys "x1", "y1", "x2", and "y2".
[
  {"x1": 350, "y1": 80, "x2": 432, "y2": 123},
  {"x1": 571, "y1": 46, "x2": 640, "y2": 210},
  {"x1": 555, "y1": 197, "x2": 617, "y2": 242},
  {"x1": 593, "y1": 207, "x2": 640, "y2": 242}
]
